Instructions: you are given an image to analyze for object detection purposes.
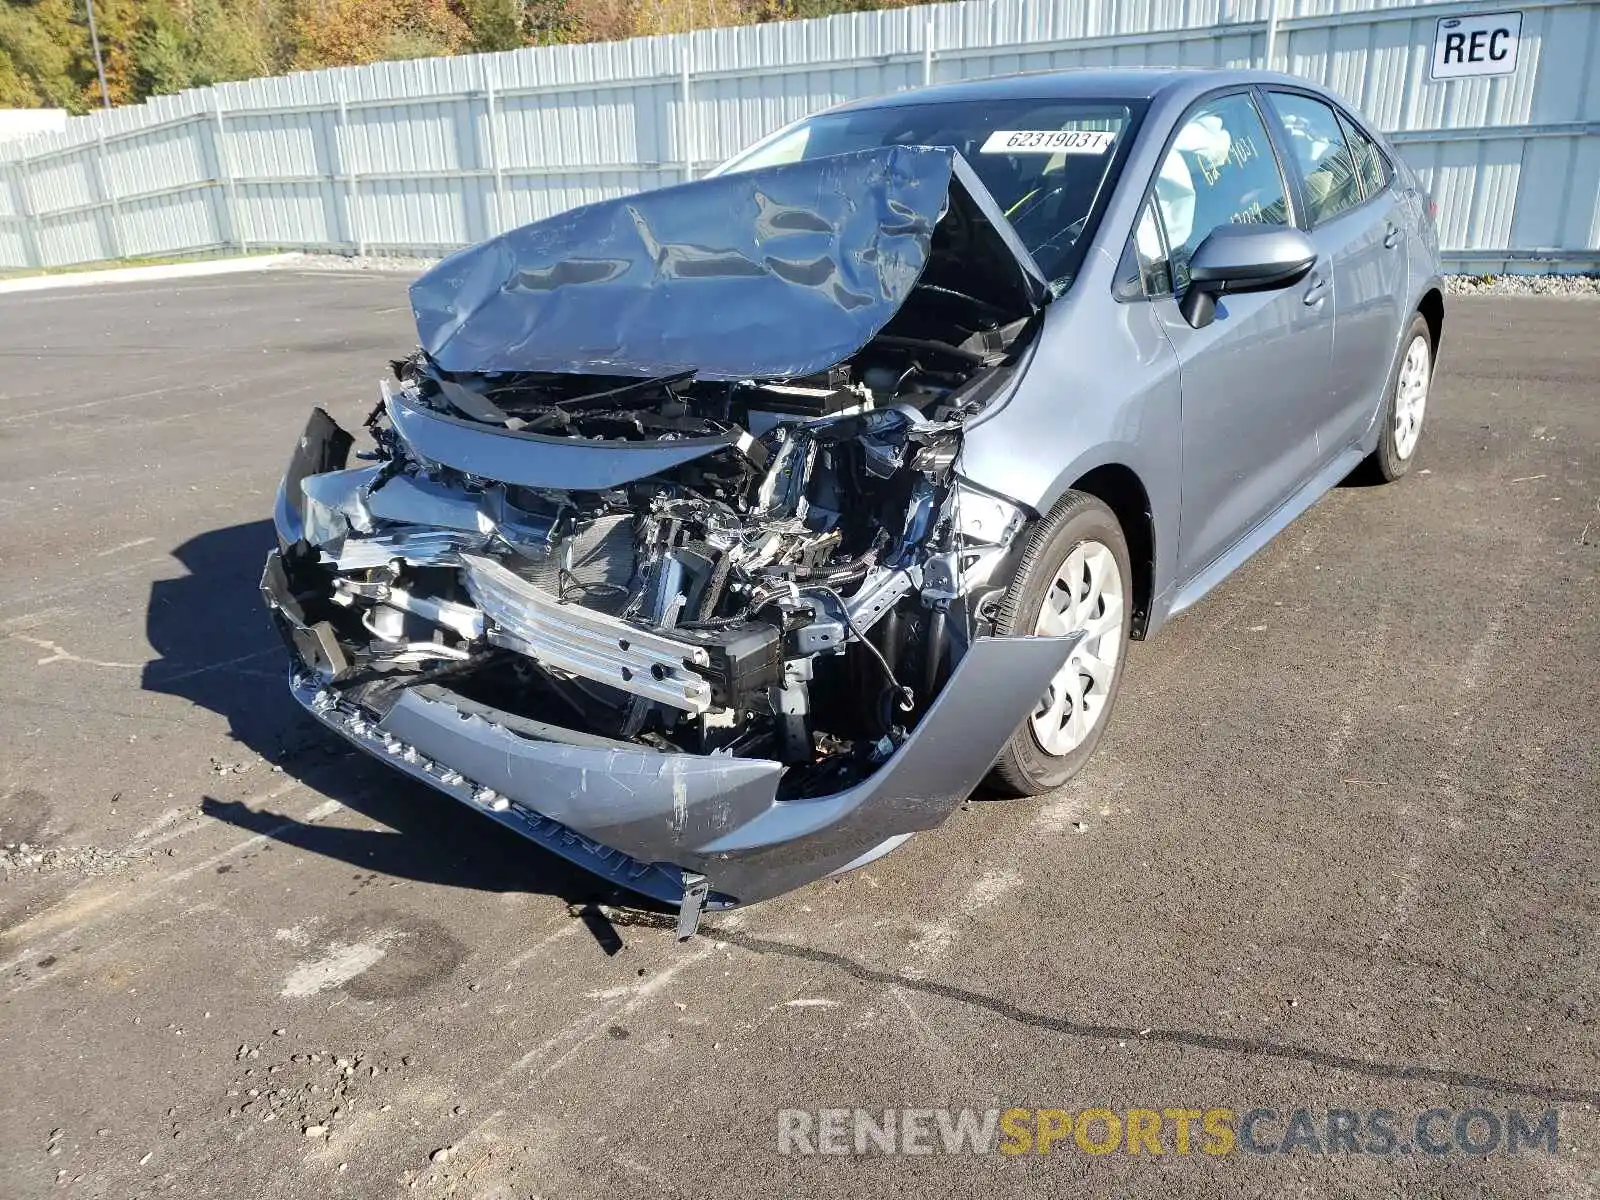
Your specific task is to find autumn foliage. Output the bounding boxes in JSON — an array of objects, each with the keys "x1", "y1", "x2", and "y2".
[{"x1": 0, "y1": 0, "x2": 918, "y2": 113}]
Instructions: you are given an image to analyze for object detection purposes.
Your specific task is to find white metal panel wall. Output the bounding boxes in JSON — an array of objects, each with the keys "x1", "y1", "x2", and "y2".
[
  {"x1": 0, "y1": 226, "x2": 25, "y2": 264},
  {"x1": 226, "y1": 112, "x2": 324, "y2": 179},
  {"x1": 26, "y1": 152, "x2": 99, "y2": 214},
  {"x1": 118, "y1": 188, "x2": 222, "y2": 257},
  {"x1": 237, "y1": 180, "x2": 340, "y2": 248},
  {"x1": 0, "y1": 0, "x2": 1594, "y2": 272},
  {"x1": 1272, "y1": 0, "x2": 1600, "y2": 269}
]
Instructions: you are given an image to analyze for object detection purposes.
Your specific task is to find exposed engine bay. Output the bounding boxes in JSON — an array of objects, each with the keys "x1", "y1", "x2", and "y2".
[
  {"x1": 276, "y1": 307, "x2": 1034, "y2": 798},
  {"x1": 262, "y1": 144, "x2": 1074, "y2": 915}
]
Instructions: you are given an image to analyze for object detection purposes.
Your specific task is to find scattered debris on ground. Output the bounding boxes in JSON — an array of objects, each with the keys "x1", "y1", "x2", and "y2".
[
  {"x1": 223, "y1": 1038, "x2": 417, "y2": 1147},
  {"x1": 2, "y1": 841, "x2": 132, "y2": 878}
]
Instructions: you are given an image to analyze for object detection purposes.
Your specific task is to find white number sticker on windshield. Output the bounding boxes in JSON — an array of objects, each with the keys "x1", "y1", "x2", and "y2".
[{"x1": 980, "y1": 129, "x2": 1116, "y2": 155}]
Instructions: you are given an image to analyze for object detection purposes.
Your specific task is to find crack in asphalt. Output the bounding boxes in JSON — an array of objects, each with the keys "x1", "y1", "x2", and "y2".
[{"x1": 714, "y1": 930, "x2": 1600, "y2": 1108}]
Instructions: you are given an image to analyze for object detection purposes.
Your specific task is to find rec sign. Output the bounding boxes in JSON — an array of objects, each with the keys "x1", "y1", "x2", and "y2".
[{"x1": 1431, "y1": 11, "x2": 1523, "y2": 79}]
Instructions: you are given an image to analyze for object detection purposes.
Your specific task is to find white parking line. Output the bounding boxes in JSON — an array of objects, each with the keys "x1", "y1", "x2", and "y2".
[{"x1": 95, "y1": 537, "x2": 156, "y2": 557}]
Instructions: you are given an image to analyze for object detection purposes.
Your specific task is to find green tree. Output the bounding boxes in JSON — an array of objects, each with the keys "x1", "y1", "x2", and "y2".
[
  {"x1": 187, "y1": 0, "x2": 281, "y2": 84},
  {"x1": 133, "y1": 2, "x2": 193, "y2": 98},
  {"x1": 0, "y1": 44, "x2": 34, "y2": 107},
  {"x1": 79, "y1": 0, "x2": 144, "y2": 108},
  {"x1": 524, "y1": 0, "x2": 578, "y2": 44},
  {"x1": 0, "y1": 0, "x2": 947, "y2": 112},
  {"x1": 0, "y1": 0, "x2": 89, "y2": 111},
  {"x1": 467, "y1": 0, "x2": 523, "y2": 52}
]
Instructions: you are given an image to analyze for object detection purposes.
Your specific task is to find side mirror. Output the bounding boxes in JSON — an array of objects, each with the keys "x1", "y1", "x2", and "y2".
[{"x1": 1178, "y1": 225, "x2": 1317, "y2": 328}]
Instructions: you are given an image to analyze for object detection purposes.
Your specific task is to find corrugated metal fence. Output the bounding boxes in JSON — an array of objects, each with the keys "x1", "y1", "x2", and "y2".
[{"x1": 2, "y1": 0, "x2": 1597, "y2": 273}]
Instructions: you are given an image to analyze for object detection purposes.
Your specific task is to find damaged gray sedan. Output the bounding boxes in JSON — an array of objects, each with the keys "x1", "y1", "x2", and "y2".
[{"x1": 263, "y1": 69, "x2": 1442, "y2": 930}]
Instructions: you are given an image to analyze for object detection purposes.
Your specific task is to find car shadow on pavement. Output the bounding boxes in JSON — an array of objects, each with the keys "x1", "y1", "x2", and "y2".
[
  {"x1": 142, "y1": 519, "x2": 302, "y2": 754},
  {"x1": 143, "y1": 520, "x2": 654, "y2": 943}
]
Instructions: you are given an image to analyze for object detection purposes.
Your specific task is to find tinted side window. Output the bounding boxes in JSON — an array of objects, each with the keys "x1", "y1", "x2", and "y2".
[
  {"x1": 1154, "y1": 92, "x2": 1289, "y2": 290},
  {"x1": 1338, "y1": 112, "x2": 1391, "y2": 200},
  {"x1": 1266, "y1": 91, "x2": 1363, "y2": 225}
]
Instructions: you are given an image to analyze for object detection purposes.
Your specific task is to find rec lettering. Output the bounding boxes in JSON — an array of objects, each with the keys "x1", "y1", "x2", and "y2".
[{"x1": 1442, "y1": 27, "x2": 1512, "y2": 65}]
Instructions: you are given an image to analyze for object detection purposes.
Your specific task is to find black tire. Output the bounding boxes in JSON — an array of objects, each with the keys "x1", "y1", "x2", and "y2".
[
  {"x1": 986, "y1": 489, "x2": 1132, "y2": 798},
  {"x1": 1361, "y1": 312, "x2": 1433, "y2": 483}
]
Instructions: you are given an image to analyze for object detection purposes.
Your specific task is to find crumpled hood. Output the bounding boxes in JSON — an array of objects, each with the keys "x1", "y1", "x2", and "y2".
[{"x1": 410, "y1": 145, "x2": 1047, "y2": 382}]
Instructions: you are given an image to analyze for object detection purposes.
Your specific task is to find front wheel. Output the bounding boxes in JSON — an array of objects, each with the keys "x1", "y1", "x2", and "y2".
[{"x1": 986, "y1": 489, "x2": 1132, "y2": 797}]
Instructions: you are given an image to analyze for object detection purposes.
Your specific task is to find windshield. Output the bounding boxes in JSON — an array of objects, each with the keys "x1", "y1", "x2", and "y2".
[{"x1": 719, "y1": 98, "x2": 1144, "y2": 288}]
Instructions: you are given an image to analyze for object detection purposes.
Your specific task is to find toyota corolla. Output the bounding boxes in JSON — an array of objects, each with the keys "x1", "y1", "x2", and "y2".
[{"x1": 262, "y1": 67, "x2": 1444, "y2": 934}]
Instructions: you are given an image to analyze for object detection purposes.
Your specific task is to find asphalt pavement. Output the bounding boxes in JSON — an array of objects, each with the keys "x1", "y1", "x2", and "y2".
[{"x1": 0, "y1": 273, "x2": 1595, "y2": 1198}]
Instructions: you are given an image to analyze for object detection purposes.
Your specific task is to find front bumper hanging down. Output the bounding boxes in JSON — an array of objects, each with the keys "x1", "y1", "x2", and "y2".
[{"x1": 264, "y1": 546, "x2": 1077, "y2": 913}]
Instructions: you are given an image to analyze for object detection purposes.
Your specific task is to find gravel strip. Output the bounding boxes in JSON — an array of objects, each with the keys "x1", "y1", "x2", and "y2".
[
  {"x1": 1443, "y1": 272, "x2": 1600, "y2": 297},
  {"x1": 277, "y1": 252, "x2": 441, "y2": 276}
]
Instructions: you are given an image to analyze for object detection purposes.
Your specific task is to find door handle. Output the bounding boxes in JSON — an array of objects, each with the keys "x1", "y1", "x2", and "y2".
[
  {"x1": 1302, "y1": 274, "x2": 1328, "y2": 306},
  {"x1": 1383, "y1": 225, "x2": 1403, "y2": 249}
]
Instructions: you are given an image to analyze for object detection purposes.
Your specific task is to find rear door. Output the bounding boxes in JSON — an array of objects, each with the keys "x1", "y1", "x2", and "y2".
[
  {"x1": 1263, "y1": 89, "x2": 1407, "y2": 458},
  {"x1": 1139, "y1": 90, "x2": 1334, "y2": 583}
]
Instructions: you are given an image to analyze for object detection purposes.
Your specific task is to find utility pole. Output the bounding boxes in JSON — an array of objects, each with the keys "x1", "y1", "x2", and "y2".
[
  {"x1": 84, "y1": 0, "x2": 112, "y2": 110},
  {"x1": 1262, "y1": 0, "x2": 1282, "y2": 72}
]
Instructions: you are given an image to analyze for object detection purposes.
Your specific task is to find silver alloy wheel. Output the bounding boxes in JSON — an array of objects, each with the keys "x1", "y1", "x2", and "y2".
[
  {"x1": 1393, "y1": 333, "x2": 1430, "y2": 460},
  {"x1": 1030, "y1": 540, "x2": 1125, "y2": 756}
]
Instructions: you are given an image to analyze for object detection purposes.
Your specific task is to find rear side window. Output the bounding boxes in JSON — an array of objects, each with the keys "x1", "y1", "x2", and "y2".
[
  {"x1": 1338, "y1": 112, "x2": 1391, "y2": 200},
  {"x1": 1154, "y1": 92, "x2": 1290, "y2": 290},
  {"x1": 1266, "y1": 91, "x2": 1363, "y2": 225}
]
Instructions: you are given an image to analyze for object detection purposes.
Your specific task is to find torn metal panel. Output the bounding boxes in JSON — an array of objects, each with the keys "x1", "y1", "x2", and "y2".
[
  {"x1": 409, "y1": 145, "x2": 1043, "y2": 382},
  {"x1": 273, "y1": 406, "x2": 353, "y2": 548},
  {"x1": 362, "y1": 471, "x2": 485, "y2": 533},
  {"x1": 299, "y1": 465, "x2": 381, "y2": 546},
  {"x1": 688, "y1": 632, "x2": 1077, "y2": 901},
  {"x1": 384, "y1": 381, "x2": 761, "y2": 491},
  {"x1": 413, "y1": 146, "x2": 947, "y2": 381}
]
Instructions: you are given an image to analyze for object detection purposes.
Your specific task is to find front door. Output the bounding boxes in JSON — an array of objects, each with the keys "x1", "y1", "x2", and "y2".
[{"x1": 1142, "y1": 90, "x2": 1335, "y2": 583}]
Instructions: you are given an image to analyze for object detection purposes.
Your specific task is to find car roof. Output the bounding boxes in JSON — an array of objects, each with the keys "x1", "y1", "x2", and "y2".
[{"x1": 829, "y1": 66, "x2": 1298, "y2": 111}]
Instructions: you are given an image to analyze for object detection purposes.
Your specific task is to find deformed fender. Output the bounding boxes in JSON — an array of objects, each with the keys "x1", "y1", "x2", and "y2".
[
  {"x1": 686, "y1": 630, "x2": 1078, "y2": 902},
  {"x1": 273, "y1": 406, "x2": 352, "y2": 549}
]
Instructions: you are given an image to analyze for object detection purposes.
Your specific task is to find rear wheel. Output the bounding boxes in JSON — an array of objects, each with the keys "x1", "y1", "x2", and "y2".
[
  {"x1": 1363, "y1": 312, "x2": 1433, "y2": 482},
  {"x1": 987, "y1": 490, "x2": 1132, "y2": 797}
]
